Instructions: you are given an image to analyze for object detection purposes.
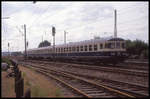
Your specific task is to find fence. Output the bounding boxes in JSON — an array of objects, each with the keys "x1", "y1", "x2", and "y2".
[{"x1": 11, "y1": 60, "x2": 31, "y2": 97}]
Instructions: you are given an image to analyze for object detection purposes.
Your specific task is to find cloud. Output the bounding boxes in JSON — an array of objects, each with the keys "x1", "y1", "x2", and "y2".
[{"x1": 2, "y1": 1, "x2": 148, "y2": 52}]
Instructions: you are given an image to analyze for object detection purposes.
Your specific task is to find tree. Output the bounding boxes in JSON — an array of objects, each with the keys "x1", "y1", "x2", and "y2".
[
  {"x1": 38, "y1": 40, "x2": 51, "y2": 48},
  {"x1": 125, "y1": 39, "x2": 148, "y2": 58}
]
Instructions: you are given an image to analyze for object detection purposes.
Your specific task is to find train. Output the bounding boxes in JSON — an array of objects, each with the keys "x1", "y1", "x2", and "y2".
[{"x1": 26, "y1": 37, "x2": 128, "y2": 65}]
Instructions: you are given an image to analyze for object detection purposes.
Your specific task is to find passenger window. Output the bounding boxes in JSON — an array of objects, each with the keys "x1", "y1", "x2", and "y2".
[
  {"x1": 66, "y1": 47, "x2": 68, "y2": 52},
  {"x1": 77, "y1": 46, "x2": 79, "y2": 52},
  {"x1": 100, "y1": 44, "x2": 103, "y2": 49},
  {"x1": 58, "y1": 48, "x2": 60, "y2": 53},
  {"x1": 89, "y1": 45, "x2": 92, "y2": 51},
  {"x1": 64, "y1": 48, "x2": 66, "y2": 52},
  {"x1": 61, "y1": 48, "x2": 62, "y2": 53},
  {"x1": 84, "y1": 45, "x2": 87, "y2": 51},
  {"x1": 108, "y1": 43, "x2": 111, "y2": 48},
  {"x1": 72, "y1": 47, "x2": 75, "y2": 52},
  {"x1": 105, "y1": 43, "x2": 108, "y2": 48},
  {"x1": 80, "y1": 46, "x2": 83, "y2": 51},
  {"x1": 56, "y1": 48, "x2": 57, "y2": 52},
  {"x1": 69, "y1": 47, "x2": 71, "y2": 52},
  {"x1": 94, "y1": 44, "x2": 97, "y2": 51},
  {"x1": 73, "y1": 47, "x2": 75, "y2": 52}
]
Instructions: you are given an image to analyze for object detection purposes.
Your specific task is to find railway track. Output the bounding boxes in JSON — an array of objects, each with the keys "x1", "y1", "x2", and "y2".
[
  {"x1": 19, "y1": 62, "x2": 148, "y2": 97},
  {"x1": 28, "y1": 58, "x2": 148, "y2": 66},
  {"x1": 22, "y1": 60, "x2": 148, "y2": 77}
]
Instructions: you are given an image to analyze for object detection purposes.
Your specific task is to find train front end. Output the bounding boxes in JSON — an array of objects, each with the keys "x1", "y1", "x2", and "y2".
[{"x1": 104, "y1": 38, "x2": 128, "y2": 64}]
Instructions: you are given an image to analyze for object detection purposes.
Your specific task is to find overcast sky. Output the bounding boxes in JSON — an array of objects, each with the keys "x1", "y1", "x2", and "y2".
[{"x1": 2, "y1": 1, "x2": 148, "y2": 52}]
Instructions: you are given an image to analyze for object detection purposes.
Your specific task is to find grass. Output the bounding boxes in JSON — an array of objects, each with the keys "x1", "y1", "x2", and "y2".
[
  {"x1": 55, "y1": 88, "x2": 62, "y2": 97},
  {"x1": 25, "y1": 80, "x2": 31, "y2": 87},
  {"x1": 31, "y1": 85, "x2": 49, "y2": 97},
  {"x1": 22, "y1": 72, "x2": 26, "y2": 78},
  {"x1": 20, "y1": 66, "x2": 63, "y2": 97}
]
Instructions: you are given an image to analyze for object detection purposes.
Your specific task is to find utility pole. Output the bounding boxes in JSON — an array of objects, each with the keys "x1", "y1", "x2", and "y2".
[
  {"x1": 27, "y1": 41, "x2": 28, "y2": 58},
  {"x1": 24, "y1": 24, "x2": 27, "y2": 60},
  {"x1": 8, "y1": 42, "x2": 10, "y2": 57},
  {"x1": 114, "y1": 9, "x2": 117, "y2": 38},
  {"x1": 2, "y1": 17, "x2": 10, "y2": 58},
  {"x1": 64, "y1": 31, "x2": 68, "y2": 56},
  {"x1": 64, "y1": 31, "x2": 67, "y2": 44},
  {"x1": 42, "y1": 35, "x2": 43, "y2": 47}
]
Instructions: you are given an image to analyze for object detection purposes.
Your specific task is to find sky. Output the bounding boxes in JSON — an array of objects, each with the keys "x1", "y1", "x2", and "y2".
[{"x1": 2, "y1": 1, "x2": 149, "y2": 52}]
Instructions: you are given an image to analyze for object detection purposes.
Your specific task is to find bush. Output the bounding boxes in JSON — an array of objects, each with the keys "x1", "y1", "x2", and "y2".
[
  {"x1": 2, "y1": 58, "x2": 12, "y2": 67},
  {"x1": 126, "y1": 39, "x2": 148, "y2": 59}
]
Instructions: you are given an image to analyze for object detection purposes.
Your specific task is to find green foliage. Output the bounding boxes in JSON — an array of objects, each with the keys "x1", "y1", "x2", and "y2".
[
  {"x1": 38, "y1": 40, "x2": 51, "y2": 48},
  {"x1": 2, "y1": 58, "x2": 12, "y2": 67},
  {"x1": 55, "y1": 88, "x2": 62, "y2": 97},
  {"x1": 25, "y1": 80, "x2": 31, "y2": 87},
  {"x1": 126, "y1": 39, "x2": 148, "y2": 58},
  {"x1": 31, "y1": 85, "x2": 49, "y2": 97},
  {"x1": 22, "y1": 72, "x2": 26, "y2": 78}
]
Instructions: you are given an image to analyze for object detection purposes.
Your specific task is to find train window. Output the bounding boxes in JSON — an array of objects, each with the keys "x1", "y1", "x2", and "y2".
[
  {"x1": 84, "y1": 45, "x2": 87, "y2": 51},
  {"x1": 64, "y1": 48, "x2": 66, "y2": 52},
  {"x1": 67, "y1": 47, "x2": 69, "y2": 52},
  {"x1": 72, "y1": 47, "x2": 75, "y2": 52},
  {"x1": 89, "y1": 45, "x2": 92, "y2": 51},
  {"x1": 69, "y1": 47, "x2": 71, "y2": 52},
  {"x1": 122, "y1": 43, "x2": 125, "y2": 48},
  {"x1": 80, "y1": 46, "x2": 83, "y2": 51},
  {"x1": 58, "y1": 48, "x2": 60, "y2": 53},
  {"x1": 61, "y1": 48, "x2": 63, "y2": 52},
  {"x1": 77, "y1": 46, "x2": 79, "y2": 52},
  {"x1": 105, "y1": 43, "x2": 108, "y2": 48},
  {"x1": 94, "y1": 44, "x2": 97, "y2": 51},
  {"x1": 59, "y1": 48, "x2": 61, "y2": 52},
  {"x1": 57, "y1": 48, "x2": 59, "y2": 53},
  {"x1": 56, "y1": 48, "x2": 57, "y2": 53},
  {"x1": 107, "y1": 43, "x2": 114, "y2": 49},
  {"x1": 116, "y1": 42, "x2": 120, "y2": 48},
  {"x1": 107, "y1": 43, "x2": 111, "y2": 48},
  {"x1": 65, "y1": 47, "x2": 67, "y2": 52},
  {"x1": 111, "y1": 43, "x2": 115, "y2": 49},
  {"x1": 100, "y1": 44, "x2": 103, "y2": 49}
]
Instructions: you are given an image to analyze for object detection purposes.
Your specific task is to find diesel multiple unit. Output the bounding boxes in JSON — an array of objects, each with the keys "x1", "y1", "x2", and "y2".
[{"x1": 26, "y1": 37, "x2": 128, "y2": 65}]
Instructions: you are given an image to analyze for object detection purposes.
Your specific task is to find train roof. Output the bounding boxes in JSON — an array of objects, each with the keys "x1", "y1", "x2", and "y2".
[{"x1": 27, "y1": 37, "x2": 125, "y2": 51}]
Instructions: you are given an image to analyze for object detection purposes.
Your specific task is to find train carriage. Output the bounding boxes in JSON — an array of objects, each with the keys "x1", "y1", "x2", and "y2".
[{"x1": 26, "y1": 37, "x2": 128, "y2": 65}]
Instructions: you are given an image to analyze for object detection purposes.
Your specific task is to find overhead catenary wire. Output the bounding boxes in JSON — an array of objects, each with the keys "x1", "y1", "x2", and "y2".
[{"x1": 28, "y1": 3, "x2": 51, "y2": 29}]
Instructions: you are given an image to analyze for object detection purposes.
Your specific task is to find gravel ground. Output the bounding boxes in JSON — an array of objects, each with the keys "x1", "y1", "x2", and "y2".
[
  {"x1": 19, "y1": 65, "x2": 79, "y2": 97},
  {"x1": 42, "y1": 63, "x2": 149, "y2": 87}
]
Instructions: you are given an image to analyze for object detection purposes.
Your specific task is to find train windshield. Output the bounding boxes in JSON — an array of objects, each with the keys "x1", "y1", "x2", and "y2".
[
  {"x1": 106, "y1": 42, "x2": 115, "y2": 49},
  {"x1": 106, "y1": 41, "x2": 125, "y2": 49}
]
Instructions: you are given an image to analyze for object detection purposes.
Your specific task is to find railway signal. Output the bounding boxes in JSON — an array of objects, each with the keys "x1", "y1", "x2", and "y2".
[
  {"x1": 52, "y1": 26, "x2": 56, "y2": 36},
  {"x1": 52, "y1": 26, "x2": 56, "y2": 60},
  {"x1": 26, "y1": 41, "x2": 28, "y2": 48}
]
